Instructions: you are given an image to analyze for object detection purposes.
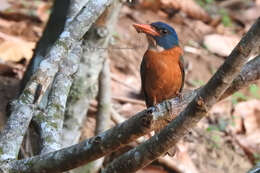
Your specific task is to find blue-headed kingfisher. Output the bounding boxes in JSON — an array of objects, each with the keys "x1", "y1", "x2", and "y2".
[{"x1": 133, "y1": 22, "x2": 185, "y2": 108}]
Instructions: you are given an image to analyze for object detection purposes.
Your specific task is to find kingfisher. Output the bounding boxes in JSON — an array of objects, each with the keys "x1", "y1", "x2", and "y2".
[
  {"x1": 133, "y1": 21, "x2": 184, "y2": 156},
  {"x1": 133, "y1": 22, "x2": 185, "y2": 108}
]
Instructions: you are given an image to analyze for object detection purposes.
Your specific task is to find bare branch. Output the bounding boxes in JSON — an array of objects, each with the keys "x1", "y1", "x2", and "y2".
[
  {"x1": 86, "y1": 58, "x2": 112, "y2": 173},
  {"x1": 0, "y1": 0, "x2": 113, "y2": 163},
  {"x1": 248, "y1": 165, "x2": 260, "y2": 173},
  {"x1": 96, "y1": 58, "x2": 112, "y2": 135},
  {"x1": 3, "y1": 51, "x2": 260, "y2": 172},
  {"x1": 0, "y1": 104, "x2": 34, "y2": 160},
  {"x1": 221, "y1": 54, "x2": 260, "y2": 99},
  {"x1": 66, "y1": 0, "x2": 89, "y2": 19},
  {"x1": 62, "y1": 0, "x2": 122, "y2": 147},
  {"x1": 2, "y1": 17, "x2": 260, "y2": 173},
  {"x1": 102, "y1": 17, "x2": 260, "y2": 173},
  {"x1": 34, "y1": 43, "x2": 82, "y2": 154}
]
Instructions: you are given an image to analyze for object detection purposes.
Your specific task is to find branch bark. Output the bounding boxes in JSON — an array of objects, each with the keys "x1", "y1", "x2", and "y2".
[
  {"x1": 1, "y1": 11, "x2": 259, "y2": 173},
  {"x1": 34, "y1": 43, "x2": 82, "y2": 154},
  {"x1": 62, "y1": 0, "x2": 122, "y2": 148},
  {"x1": 85, "y1": 58, "x2": 112, "y2": 173},
  {"x1": 248, "y1": 165, "x2": 260, "y2": 173},
  {"x1": 0, "y1": 0, "x2": 113, "y2": 165},
  {"x1": 3, "y1": 53, "x2": 260, "y2": 173},
  {"x1": 96, "y1": 55, "x2": 112, "y2": 135},
  {"x1": 102, "y1": 17, "x2": 260, "y2": 173},
  {"x1": 221, "y1": 54, "x2": 260, "y2": 99},
  {"x1": 20, "y1": 0, "x2": 70, "y2": 96}
]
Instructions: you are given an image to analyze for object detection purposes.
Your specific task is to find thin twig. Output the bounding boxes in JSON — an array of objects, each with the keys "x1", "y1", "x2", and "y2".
[
  {"x1": 112, "y1": 96, "x2": 145, "y2": 106},
  {"x1": 111, "y1": 74, "x2": 138, "y2": 91},
  {"x1": 111, "y1": 107, "x2": 125, "y2": 124}
]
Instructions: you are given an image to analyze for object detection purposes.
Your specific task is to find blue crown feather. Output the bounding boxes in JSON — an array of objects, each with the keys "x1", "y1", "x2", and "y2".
[{"x1": 150, "y1": 22, "x2": 179, "y2": 49}]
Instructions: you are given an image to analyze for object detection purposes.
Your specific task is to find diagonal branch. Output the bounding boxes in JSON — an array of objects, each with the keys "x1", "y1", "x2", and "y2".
[
  {"x1": 221, "y1": 54, "x2": 260, "y2": 99},
  {"x1": 102, "y1": 17, "x2": 260, "y2": 173},
  {"x1": 4, "y1": 54, "x2": 260, "y2": 173}
]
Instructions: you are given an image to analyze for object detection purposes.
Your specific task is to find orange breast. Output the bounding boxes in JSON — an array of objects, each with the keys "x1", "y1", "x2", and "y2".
[{"x1": 142, "y1": 46, "x2": 183, "y2": 107}]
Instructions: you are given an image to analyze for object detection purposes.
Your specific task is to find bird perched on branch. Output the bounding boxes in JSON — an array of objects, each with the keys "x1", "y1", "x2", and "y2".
[
  {"x1": 133, "y1": 21, "x2": 185, "y2": 108},
  {"x1": 133, "y1": 21, "x2": 185, "y2": 155}
]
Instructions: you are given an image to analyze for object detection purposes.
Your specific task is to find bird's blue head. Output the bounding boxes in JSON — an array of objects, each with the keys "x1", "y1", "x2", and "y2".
[{"x1": 133, "y1": 21, "x2": 179, "y2": 50}]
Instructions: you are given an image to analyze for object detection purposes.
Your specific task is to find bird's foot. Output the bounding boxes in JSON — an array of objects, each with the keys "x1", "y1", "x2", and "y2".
[
  {"x1": 146, "y1": 106, "x2": 159, "y2": 114},
  {"x1": 176, "y1": 91, "x2": 183, "y2": 101}
]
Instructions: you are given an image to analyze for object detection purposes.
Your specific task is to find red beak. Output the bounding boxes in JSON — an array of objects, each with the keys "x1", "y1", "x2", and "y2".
[{"x1": 133, "y1": 23, "x2": 160, "y2": 36}]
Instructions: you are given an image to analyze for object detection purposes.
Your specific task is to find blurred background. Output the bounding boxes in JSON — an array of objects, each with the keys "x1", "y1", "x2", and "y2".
[{"x1": 0, "y1": 0, "x2": 259, "y2": 172}]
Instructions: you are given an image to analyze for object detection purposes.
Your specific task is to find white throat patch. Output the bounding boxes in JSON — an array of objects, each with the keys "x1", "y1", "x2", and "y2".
[{"x1": 146, "y1": 35, "x2": 165, "y2": 52}]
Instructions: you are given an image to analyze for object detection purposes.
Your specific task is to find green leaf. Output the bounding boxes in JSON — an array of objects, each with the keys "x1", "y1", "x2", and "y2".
[
  {"x1": 190, "y1": 80, "x2": 205, "y2": 87},
  {"x1": 206, "y1": 125, "x2": 220, "y2": 132},
  {"x1": 249, "y1": 84, "x2": 260, "y2": 99},
  {"x1": 205, "y1": 0, "x2": 214, "y2": 4},
  {"x1": 219, "y1": 9, "x2": 232, "y2": 27},
  {"x1": 231, "y1": 92, "x2": 247, "y2": 105}
]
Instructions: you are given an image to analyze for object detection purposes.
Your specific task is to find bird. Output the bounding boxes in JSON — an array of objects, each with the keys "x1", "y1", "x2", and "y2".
[
  {"x1": 133, "y1": 21, "x2": 185, "y2": 156},
  {"x1": 133, "y1": 21, "x2": 185, "y2": 108}
]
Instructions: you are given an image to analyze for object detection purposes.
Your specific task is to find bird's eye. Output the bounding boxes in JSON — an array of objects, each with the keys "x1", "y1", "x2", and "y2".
[{"x1": 160, "y1": 29, "x2": 168, "y2": 34}]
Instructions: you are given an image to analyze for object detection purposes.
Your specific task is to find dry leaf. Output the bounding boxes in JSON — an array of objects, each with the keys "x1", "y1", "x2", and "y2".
[
  {"x1": 174, "y1": 142, "x2": 199, "y2": 173},
  {"x1": 193, "y1": 20, "x2": 213, "y2": 35},
  {"x1": 0, "y1": 41, "x2": 35, "y2": 62},
  {"x1": 0, "y1": 58, "x2": 26, "y2": 78},
  {"x1": 0, "y1": 0, "x2": 10, "y2": 11},
  {"x1": 237, "y1": 130, "x2": 260, "y2": 153},
  {"x1": 0, "y1": 59, "x2": 13, "y2": 75},
  {"x1": 203, "y1": 34, "x2": 240, "y2": 56},
  {"x1": 161, "y1": 0, "x2": 211, "y2": 22},
  {"x1": 37, "y1": 2, "x2": 51, "y2": 22},
  {"x1": 233, "y1": 99, "x2": 260, "y2": 135},
  {"x1": 210, "y1": 100, "x2": 233, "y2": 117},
  {"x1": 236, "y1": 130, "x2": 260, "y2": 163},
  {"x1": 139, "y1": 0, "x2": 161, "y2": 11},
  {"x1": 0, "y1": 31, "x2": 35, "y2": 62},
  {"x1": 243, "y1": 6, "x2": 260, "y2": 22}
]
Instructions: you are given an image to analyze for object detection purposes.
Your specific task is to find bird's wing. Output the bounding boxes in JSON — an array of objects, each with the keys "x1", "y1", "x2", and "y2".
[
  {"x1": 179, "y1": 56, "x2": 185, "y2": 92},
  {"x1": 140, "y1": 55, "x2": 152, "y2": 107}
]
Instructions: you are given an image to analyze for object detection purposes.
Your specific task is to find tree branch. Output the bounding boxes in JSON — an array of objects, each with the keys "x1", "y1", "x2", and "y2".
[
  {"x1": 66, "y1": 0, "x2": 89, "y2": 20},
  {"x1": 248, "y1": 165, "x2": 260, "y2": 173},
  {"x1": 2, "y1": 16, "x2": 260, "y2": 173},
  {"x1": 3, "y1": 53, "x2": 260, "y2": 173},
  {"x1": 86, "y1": 58, "x2": 112, "y2": 173},
  {"x1": 20, "y1": 0, "x2": 70, "y2": 97},
  {"x1": 62, "y1": 0, "x2": 121, "y2": 148},
  {"x1": 96, "y1": 58, "x2": 112, "y2": 138},
  {"x1": 102, "y1": 17, "x2": 260, "y2": 173},
  {"x1": 34, "y1": 43, "x2": 82, "y2": 154},
  {"x1": 221, "y1": 54, "x2": 260, "y2": 99},
  {"x1": 0, "y1": 0, "x2": 113, "y2": 163}
]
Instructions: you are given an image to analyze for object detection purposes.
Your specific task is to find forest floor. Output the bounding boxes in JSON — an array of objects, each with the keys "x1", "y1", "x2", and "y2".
[{"x1": 0, "y1": 0, "x2": 259, "y2": 173}]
